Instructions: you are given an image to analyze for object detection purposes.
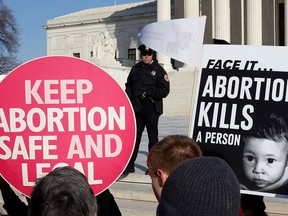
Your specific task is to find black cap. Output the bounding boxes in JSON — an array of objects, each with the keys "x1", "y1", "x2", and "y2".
[{"x1": 138, "y1": 44, "x2": 154, "y2": 55}]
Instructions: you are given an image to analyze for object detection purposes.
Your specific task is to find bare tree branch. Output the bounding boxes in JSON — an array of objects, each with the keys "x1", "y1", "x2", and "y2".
[
  {"x1": 0, "y1": 54, "x2": 20, "y2": 74},
  {"x1": 0, "y1": 0, "x2": 19, "y2": 54},
  {"x1": 0, "y1": 0, "x2": 20, "y2": 74}
]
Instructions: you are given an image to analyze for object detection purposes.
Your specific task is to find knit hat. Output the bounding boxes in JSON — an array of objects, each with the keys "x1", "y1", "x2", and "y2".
[{"x1": 157, "y1": 156, "x2": 240, "y2": 216}]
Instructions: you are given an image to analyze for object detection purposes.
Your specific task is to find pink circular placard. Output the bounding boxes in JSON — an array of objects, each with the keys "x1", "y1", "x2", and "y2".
[{"x1": 0, "y1": 56, "x2": 135, "y2": 197}]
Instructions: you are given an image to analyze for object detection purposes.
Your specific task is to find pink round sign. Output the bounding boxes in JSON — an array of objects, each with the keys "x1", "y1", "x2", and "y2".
[{"x1": 0, "y1": 56, "x2": 136, "y2": 197}]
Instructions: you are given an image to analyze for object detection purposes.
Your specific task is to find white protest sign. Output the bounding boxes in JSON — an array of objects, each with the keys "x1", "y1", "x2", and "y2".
[
  {"x1": 139, "y1": 17, "x2": 206, "y2": 67},
  {"x1": 0, "y1": 56, "x2": 136, "y2": 197},
  {"x1": 190, "y1": 45, "x2": 288, "y2": 198}
]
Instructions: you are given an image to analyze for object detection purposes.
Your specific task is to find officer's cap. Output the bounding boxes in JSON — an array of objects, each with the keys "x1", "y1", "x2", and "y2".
[{"x1": 138, "y1": 44, "x2": 155, "y2": 55}]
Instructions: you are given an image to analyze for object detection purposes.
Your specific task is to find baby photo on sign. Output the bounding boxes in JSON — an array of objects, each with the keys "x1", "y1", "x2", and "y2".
[{"x1": 241, "y1": 112, "x2": 288, "y2": 194}]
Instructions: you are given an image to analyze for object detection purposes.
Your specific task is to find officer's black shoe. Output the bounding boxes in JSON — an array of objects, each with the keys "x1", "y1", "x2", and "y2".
[
  {"x1": 117, "y1": 173, "x2": 128, "y2": 181},
  {"x1": 117, "y1": 167, "x2": 135, "y2": 181},
  {"x1": 123, "y1": 167, "x2": 135, "y2": 175}
]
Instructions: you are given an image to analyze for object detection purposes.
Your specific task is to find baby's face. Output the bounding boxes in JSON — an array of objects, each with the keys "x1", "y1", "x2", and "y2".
[{"x1": 243, "y1": 137, "x2": 288, "y2": 190}]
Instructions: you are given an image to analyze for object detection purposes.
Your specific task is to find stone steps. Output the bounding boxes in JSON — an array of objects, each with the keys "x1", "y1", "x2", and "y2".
[
  {"x1": 110, "y1": 182, "x2": 156, "y2": 202},
  {"x1": 111, "y1": 172, "x2": 156, "y2": 202},
  {"x1": 109, "y1": 172, "x2": 157, "y2": 216},
  {"x1": 114, "y1": 198, "x2": 157, "y2": 216},
  {"x1": 265, "y1": 197, "x2": 288, "y2": 215}
]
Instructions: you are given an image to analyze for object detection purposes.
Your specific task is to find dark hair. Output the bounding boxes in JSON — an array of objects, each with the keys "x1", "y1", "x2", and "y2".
[
  {"x1": 147, "y1": 134, "x2": 202, "y2": 175},
  {"x1": 29, "y1": 166, "x2": 97, "y2": 216},
  {"x1": 243, "y1": 112, "x2": 288, "y2": 143}
]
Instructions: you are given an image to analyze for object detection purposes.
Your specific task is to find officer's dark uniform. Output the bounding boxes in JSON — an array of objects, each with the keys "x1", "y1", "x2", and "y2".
[{"x1": 124, "y1": 45, "x2": 170, "y2": 174}]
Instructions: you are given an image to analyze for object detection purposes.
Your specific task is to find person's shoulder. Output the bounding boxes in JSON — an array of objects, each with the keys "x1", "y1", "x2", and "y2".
[
  {"x1": 130, "y1": 61, "x2": 143, "y2": 71},
  {"x1": 134, "y1": 61, "x2": 143, "y2": 67},
  {"x1": 157, "y1": 65, "x2": 167, "y2": 76},
  {"x1": 152, "y1": 60, "x2": 166, "y2": 73}
]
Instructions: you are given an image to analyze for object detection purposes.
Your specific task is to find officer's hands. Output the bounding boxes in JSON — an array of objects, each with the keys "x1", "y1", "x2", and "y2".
[{"x1": 134, "y1": 88, "x2": 154, "y2": 100}]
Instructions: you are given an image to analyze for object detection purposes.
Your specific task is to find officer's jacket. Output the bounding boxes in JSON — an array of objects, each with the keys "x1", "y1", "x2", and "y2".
[{"x1": 125, "y1": 59, "x2": 170, "y2": 114}]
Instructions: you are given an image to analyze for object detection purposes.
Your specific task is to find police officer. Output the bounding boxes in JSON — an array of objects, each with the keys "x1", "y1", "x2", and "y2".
[{"x1": 123, "y1": 44, "x2": 170, "y2": 176}]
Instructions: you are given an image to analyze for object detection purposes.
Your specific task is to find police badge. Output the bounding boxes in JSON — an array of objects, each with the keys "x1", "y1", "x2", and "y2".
[{"x1": 151, "y1": 70, "x2": 156, "y2": 76}]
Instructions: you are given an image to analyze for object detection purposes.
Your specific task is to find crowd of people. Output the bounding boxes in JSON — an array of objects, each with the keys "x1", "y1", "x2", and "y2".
[
  {"x1": 0, "y1": 134, "x2": 269, "y2": 216},
  {"x1": 147, "y1": 134, "x2": 242, "y2": 215}
]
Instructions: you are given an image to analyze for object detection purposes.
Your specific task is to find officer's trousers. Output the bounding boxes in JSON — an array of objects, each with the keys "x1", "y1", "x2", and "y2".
[{"x1": 127, "y1": 102, "x2": 160, "y2": 169}]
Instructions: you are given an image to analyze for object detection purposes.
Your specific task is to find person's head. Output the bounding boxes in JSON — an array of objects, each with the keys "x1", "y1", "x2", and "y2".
[
  {"x1": 242, "y1": 113, "x2": 288, "y2": 191},
  {"x1": 29, "y1": 166, "x2": 97, "y2": 216},
  {"x1": 147, "y1": 134, "x2": 202, "y2": 201},
  {"x1": 138, "y1": 44, "x2": 154, "y2": 64},
  {"x1": 158, "y1": 156, "x2": 240, "y2": 216}
]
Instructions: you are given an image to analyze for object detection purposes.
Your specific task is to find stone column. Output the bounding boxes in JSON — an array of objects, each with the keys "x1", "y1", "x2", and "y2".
[
  {"x1": 214, "y1": 0, "x2": 231, "y2": 42},
  {"x1": 157, "y1": 0, "x2": 172, "y2": 70},
  {"x1": 179, "y1": 0, "x2": 200, "y2": 69},
  {"x1": 246, "y1": 0, "x2": 262, "y2": 45},
  {"x1": 184, "y1": 0, "x2": 199, "y2": 18}
]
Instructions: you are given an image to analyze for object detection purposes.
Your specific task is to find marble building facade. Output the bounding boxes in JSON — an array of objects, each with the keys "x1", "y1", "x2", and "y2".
[{"x1": 44, "y1": 0, "x2": 288, "y2": 70}]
